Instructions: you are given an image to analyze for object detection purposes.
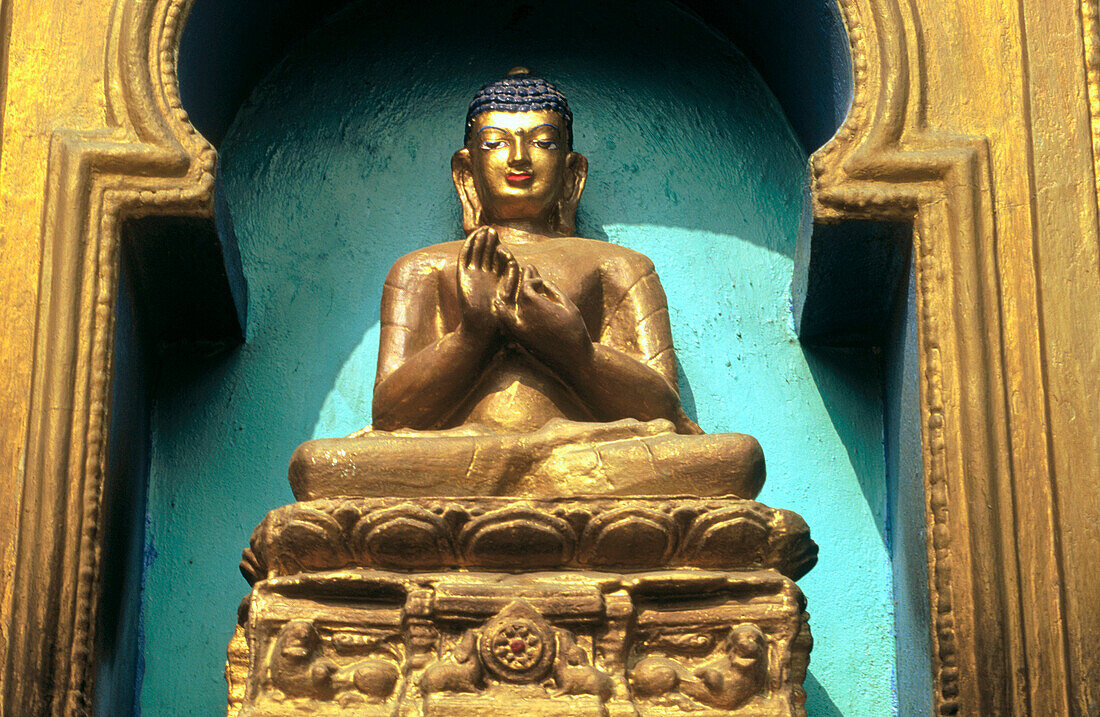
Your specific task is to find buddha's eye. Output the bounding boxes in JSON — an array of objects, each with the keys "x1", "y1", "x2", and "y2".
[
  {"x1": 480, "y1": 139, "x2": 508, "y2": 150},
  {"x1": 533, "y1": 140, "x2": 559, "y2": 150}
]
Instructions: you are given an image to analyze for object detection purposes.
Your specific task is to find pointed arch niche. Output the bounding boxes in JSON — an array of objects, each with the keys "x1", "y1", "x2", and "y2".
[{"x1": 3, "y1": 0, "x2": 1048, "y2": 715}]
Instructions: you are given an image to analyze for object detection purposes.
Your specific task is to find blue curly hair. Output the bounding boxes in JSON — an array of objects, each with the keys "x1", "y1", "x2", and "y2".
[{"x1": 464, "y1": 68, "x2": 573, "y2": 149}]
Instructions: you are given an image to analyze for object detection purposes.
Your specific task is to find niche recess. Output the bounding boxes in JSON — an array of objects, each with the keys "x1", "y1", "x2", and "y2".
[{"x1": 93, "y1": 2, "x2": 929, "y2": 715}]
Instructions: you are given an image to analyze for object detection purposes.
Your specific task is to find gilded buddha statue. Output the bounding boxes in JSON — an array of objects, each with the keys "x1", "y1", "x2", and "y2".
[{"x1": 288, "y1": 68, "x2": 766, "y2": 501}]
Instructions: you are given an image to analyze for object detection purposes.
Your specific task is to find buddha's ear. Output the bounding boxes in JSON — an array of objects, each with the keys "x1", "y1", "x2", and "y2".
[
  {"x1": 556, "y1": 151, "x2": 588, "y2": 235},
  {"x1": 451, "y1": 148, "x2": 482, "y2": 233}
]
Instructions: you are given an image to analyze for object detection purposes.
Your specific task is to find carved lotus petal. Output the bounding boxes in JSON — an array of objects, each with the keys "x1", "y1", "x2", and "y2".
[
  {"x1": 680, "y1": 505, "x2": 769, "y2": 569},
  {"x1": 767, "y1": 508, "x2": 818, "y2": 580},
  {"x1": 578, "y1": 506, "x2": 677, "y2": 568},
  {"x1": 458, "y1": 506, "x2": 576, "y2": 568},
  {"x1": 269, "y1": 507, "x2": 346, "y2": 575},
  {"x1": 350, "y1": 504, "x2": 454, "y2": 569}
]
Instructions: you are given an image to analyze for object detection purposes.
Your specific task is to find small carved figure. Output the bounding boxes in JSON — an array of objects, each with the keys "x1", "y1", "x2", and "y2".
[
  {"x1": 552, "y1": 631, "x2": 614, "y2": 701},
  {"x1": 630, "y1": 623, "x2": 767, "y2": 710},
  {"x1": 630, "y1": 654, "x2": 683, "y2": 699},
  {"x1": 419, "y1": 630, "x2": 483, "y2": 694},
  {"x1": 348, "y1": 658, "x2": 400, "y2": 700},
  {"x1": 268, "y1": 620, "x2": 338, "y2": 700},
  {"x1": 685, "y1": 624, "x2": 767, "y2": 709}
]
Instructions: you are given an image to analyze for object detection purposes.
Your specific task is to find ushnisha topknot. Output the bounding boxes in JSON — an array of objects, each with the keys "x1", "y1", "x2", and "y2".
[{"x1": 464, "y1": 67, "x2": 573, "y2": 149}]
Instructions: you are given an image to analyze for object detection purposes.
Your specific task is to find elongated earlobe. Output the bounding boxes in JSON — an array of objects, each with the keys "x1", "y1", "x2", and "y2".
[
  {"x1": 451, "y1": 149, "x2": 483, "y2": 232},
  {"x1": 555, "y1": 152, "x2": 588, "y2": 235}
]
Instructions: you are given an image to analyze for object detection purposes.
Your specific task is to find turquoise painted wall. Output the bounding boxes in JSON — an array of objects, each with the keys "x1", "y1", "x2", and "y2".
[{"x1": 140, "y1": 1, "x2": 895, "y2": 714}]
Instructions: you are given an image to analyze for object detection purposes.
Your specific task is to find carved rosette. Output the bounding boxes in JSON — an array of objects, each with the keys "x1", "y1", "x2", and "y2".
[{"x1": 478, "y1": 602, "x2": 557, "y2": 683}]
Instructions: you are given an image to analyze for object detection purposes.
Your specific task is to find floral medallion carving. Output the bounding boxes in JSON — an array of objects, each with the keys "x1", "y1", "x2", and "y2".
[{"x1": 478, "y1": 602, "x2": 557, "y2": 683}]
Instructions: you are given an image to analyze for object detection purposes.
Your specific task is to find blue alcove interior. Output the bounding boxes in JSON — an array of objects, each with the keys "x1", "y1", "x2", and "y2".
[{"x1": 92, "y1": 0, "x2": 930, "y2": 715}]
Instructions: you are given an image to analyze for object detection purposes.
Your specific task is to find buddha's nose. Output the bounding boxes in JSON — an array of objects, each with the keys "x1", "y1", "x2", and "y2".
[{"x1": 508, "y1": 140, "x2": 530, "y2": 166}]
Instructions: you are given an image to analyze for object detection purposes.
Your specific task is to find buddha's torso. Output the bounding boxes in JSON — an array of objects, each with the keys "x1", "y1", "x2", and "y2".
[{"x1": 386, "y1": 235, "x2": 653, "y2": 433}]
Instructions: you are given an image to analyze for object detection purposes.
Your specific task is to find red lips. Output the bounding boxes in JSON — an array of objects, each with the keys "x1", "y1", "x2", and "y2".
[{"x1": 506, "y1": 172, "x2": 533, "y2": 182}]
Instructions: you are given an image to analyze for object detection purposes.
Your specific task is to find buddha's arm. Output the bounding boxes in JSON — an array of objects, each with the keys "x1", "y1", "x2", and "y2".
[
  {"x1": 585, "y1": 257, "x2": 701, "y2": 433},
  {"x1": 371, "y1": 252, "x2": 498, "y2": 431},
  {"x1": 372, "y1": 327, "x2": 499, "y2": 430},
  {"x1": 560, "y1": 341, "x2": 701, "y2": 434},
  {"x1": 499, "y1": 259, "x2": 701, "y2": 434}
]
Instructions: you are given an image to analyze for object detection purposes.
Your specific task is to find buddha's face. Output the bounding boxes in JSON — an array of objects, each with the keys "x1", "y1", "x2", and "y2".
[{"x1": 466, "y1": 109, "x2": 572, "y2": 224}]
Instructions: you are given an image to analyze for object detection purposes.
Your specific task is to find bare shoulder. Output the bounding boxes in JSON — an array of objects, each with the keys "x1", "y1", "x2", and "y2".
[
  {"x1": 564, "y1": 237, "x2": 658, "y2": 287},
  {"x1": 383, "y1": 240, "x2": 464, "y2": 285},
  {"x1": 558, "y1": 239, "x2": 651, "y2": 276}
]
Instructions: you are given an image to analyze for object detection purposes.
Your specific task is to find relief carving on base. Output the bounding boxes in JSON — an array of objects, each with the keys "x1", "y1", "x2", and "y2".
[
  {"x1": 630, "y1": 624, "x2": 767, "y2": 711},
  {"x1": 247, "y1": 618, "x2": 404, "y2": 713},
  {"x1": 230, "y1": 565, "x2": 811, "y2": 717}
]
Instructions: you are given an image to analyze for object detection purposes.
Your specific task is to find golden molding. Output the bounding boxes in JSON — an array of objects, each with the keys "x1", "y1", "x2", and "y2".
[
  {"x1": 2, "y1": 0, "x2": 213, "y2": 713},
  {"x1": 811, "y1": 0, "x2": 1058, "y2": 712},
  {"x1": 1083, "y1": 0, "x2": 1100, "y2": 214}
]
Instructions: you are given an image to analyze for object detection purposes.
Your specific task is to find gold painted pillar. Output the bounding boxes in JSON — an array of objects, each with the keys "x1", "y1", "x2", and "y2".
[
  {"x1": 0, "y1": 0, "x2": 116, "y2": 710},
  {"x1": 906, "y1": 0, "x2": 1100, "y2": 711},
  {"x1": 812, "y1": 0, "x2": 1100, "y2": 712}
]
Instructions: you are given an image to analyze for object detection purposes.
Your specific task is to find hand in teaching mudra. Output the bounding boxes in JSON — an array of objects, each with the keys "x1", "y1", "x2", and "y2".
[
  {"x1": 457, "y1": 227, "x2": 509, "y2": 339},
  {"x1": 493, "y1": 250, "x2": 593, "y2": 370}
]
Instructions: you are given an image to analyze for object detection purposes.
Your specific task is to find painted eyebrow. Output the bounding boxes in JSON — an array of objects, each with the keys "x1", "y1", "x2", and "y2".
[{"x1": 475, "y1": 124, "x2": 561, "y2": 136}]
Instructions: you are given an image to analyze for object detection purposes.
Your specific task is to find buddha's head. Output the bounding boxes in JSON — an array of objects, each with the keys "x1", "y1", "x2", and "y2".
[{"x1": 452, "y1": 68, "x2": 588, "y2": 235}]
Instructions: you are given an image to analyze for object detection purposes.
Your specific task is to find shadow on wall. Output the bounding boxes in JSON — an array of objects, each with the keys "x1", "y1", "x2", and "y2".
[
  {"x1": 802, "y1": 345, "x2": 887, "y2": 545},
  {"x1": 180, "y1": 0, "x2": 852, "y2": 154},
  {"x1": 805, "y1": 671, "x2": 846, "y2": 717}
]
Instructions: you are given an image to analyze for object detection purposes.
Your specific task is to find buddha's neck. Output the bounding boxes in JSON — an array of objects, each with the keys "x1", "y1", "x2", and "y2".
[{"x1": 486, "y1": 220, "x2": 564, "y2": 244}]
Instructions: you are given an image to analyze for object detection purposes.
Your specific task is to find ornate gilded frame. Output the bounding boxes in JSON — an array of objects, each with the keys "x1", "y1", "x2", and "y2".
[
  {"x1": 1, "y1": 0, "x2": 215, "y2": 712},
  {"x1": 1, "y1": 0, "x2": 1089, "y2": 713}
]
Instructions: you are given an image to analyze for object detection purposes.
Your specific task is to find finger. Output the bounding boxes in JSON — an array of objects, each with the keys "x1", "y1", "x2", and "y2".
[
  {"x1": 461, "y1": 234, "x2": 474, "y2": 269},
  {"x1": 537, "y1": 277, "x2": 561, "y2": 300},
  {"x1": 471, "y1": 229, "x2": 488, "y2": 269},
  {"x1": 520, "y1": 276, "x2": 546, "y2": 305},
  {"x1": 517, "y1": 267, "x2": 535, "y2": 302},
  {"x1": 462, "y1": 227, "x2": 483, "y2": 268},
  {"x1": 481, "y1": 229, "x2": 500, "y2": 271},
  {"x1": 499, "y1": 252, "x2": 521, "y2": 303},
  {"x1": 522, "y1": 266, "x2": 545, "y2": 292},
  {"x1": 495, "y1": 245, "x2": 516, "y2": 276},
  {"x1": 502, "y1": 259, "x2": 520, "y2": 300}
]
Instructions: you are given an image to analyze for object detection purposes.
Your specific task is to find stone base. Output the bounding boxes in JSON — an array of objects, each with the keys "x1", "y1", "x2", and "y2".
[{"x1": 228, "y1": 568, "x2": 811, "y2": 717}]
